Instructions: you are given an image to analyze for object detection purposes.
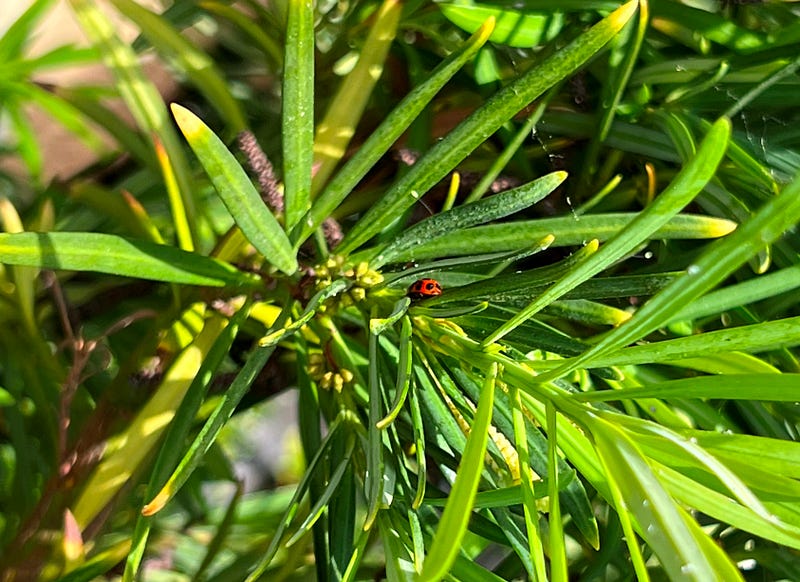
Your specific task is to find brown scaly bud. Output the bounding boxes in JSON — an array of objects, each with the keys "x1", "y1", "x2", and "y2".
[
  {"x1": 394, "y1": 148, "x2": 420, "y2": 166},
  {"x1": 237, "y1": 130, "x2": 283, "y2": 213},
  {"x1": 322, "y1": 217, "x2": 343, "y2": 249}
]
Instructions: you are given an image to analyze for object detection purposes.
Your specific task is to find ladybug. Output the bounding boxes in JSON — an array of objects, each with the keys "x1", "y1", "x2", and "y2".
[{"x1": 407, "y1": 278, "x2": 442, "y2": 300}]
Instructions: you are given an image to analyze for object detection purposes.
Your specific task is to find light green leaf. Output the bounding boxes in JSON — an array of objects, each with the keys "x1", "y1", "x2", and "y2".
[
  {"x1": 603, "y1": 412, "x2": 774, "y2": 525},
  {"x1": 575, "y1": 316, "x2": 800, "y2": 368},
  {"x1": 508, "y1": 384, "x2": 548, "y2": 580},
  {"x1": 546, "y1": 403, "x2": 567, "y2": 581},
  {"x1": 143, "y1": 341, "x2": 280, "y2": 517},
  {"x1": 440, "y1": 3, "x2": 551, "y2": 48},
  {"x1": 650, "y1": 1, "x2": 764, "y2": 52},
  {"x1": 576, "y1": 374, "x2": 800, "y2": 402},
  {"x1": 670, "y1": 263, "x2": 800, "y2": 322},
  {"x1": 683, "y1": 430, "x2": 800, "y2": 480},
  {"x1": 659, "y1": 464, "x2": 800, "y2": 551},
  {"x1": 4, "y1": 100, "x2": 42, "y2": 180},
  {"x1": 172, "y1": 104, "x2": 298, "y2": 274},
  {"x1": 246, "y1": 415, "x2": 350, "y2": 581},
  {"x1": 394, "y1": 213, "x2": 735, "y2": 261},
  {"x1": 123, "y1": 301, "x2": 253, "y2": 581},
  {"x1": 72, "y1": 309, "x2": 229, "y2": 529},
  {"x1": 11, "y1": 82, "x2": 103, "y2": 153},
  {"x1": 286, "y1": 451, "x2": 354, "y2": 546},
  {"x1": 0, "y1": 232, "x2": 254, "y2": 287},
  {"x1": 69, "y1": 0, "x2": 197, "y2": 250},
  {"x1": 417, "y1": 362, "x2": 496, "y2": 581},
  {"x1": 365, "y1": 310, "x2": 387, "y2": 530},
  {"x1": 258, "y1": 279, "x2": 349, "y2": 347},
  {"x1": 0, "y1": 0, "x2": 55, "y2": 62},
  {"x1": 377, "y1": 316, "x2": 414, "y2": 429},
  {"x1": 589, "y1": 414, "x2": 731, "y2": 581}
]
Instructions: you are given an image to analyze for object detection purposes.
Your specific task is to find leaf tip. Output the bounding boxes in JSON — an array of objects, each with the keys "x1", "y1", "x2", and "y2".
[
  {"x1": 169, "y1": 102, "x2": 187, "y2": 117},
  {"x1": 62, "y1": 509, "x2": 85, "y2": 563},
  {"x1": 170, "y1": 103, "x2": 202, "y2": 138},
  {"x1": 609, "y1": 0, "x2": 639, "y2": 30},
  {"x1": 141, "y1": 489, "x2": 171, "y2": 517},
  {"x1": 152, "y1": 133, "x2": 167, "y2": 163},
  {"x1": 477, "y1": 16, "x2": 496, "y2": 41},
  {"x1": 713, "y1": 115, "x2": 733, "y2": 140},
  {"x1": 707, "y1": 218, "x2": 738, "y2": 238}
]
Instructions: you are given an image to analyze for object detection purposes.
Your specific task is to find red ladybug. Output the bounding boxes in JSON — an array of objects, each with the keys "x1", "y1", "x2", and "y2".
[{"x1": 407, "y1": 278, "x2": 442, "y2": 300}]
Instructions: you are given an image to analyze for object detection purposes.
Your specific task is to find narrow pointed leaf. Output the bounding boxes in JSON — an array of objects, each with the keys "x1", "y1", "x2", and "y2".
[
  {"x1": 124, "y1": 302, "x2": 252, "y2": 581},
  {"x1": 392, "y1": 213, "x2": 735, "y2": 261},
  {"x1": 364, "y1": 315, "x2": 386, "y2": 530},
  {"x1": 377, "y1": 316, "x2": 413, "y2": 429},
  {"x1": 376, "y1": 171, "x2": 566, "y2": 267},
  {"x1": 576, "y1": 374, "x2": 800, "y2": 402},
  {"x1": 510, "y1": 383, "x2": 547, "y2": 580},
  {"x1": 0, "y1": 232, "x2": 255, "y2": 287},
  {"x1": 408, "y1": 375, "x2": 427, "y2": 509},
  {"x1": 282, "y1": 0, "x2": 315, "y2": 230},
  {"x1": 172, "y1": 104, "x2": 298, "y2": 274},
  {"x1": 670, "y1": 263, "x2": 800, "y2": 322},
  {"x1": 246, "y1": 416, "x2": 348, "y2": 581},
  {"x1": 572, "y1": 316, "x2": 800, "y2": 368},
  {"x1": 417, "y1": 362, "x2": 497, "y2": 581},
  {"x1": 658, "y1": 464, "x2": 800, "y2": 551},
  {"x1": 286, "y1": 452, "x2": 354, "y2": 546},
  {"x1": 604, "y1": 412, "x2": 774, "y2": 525},
  {"x1": 142, "y1": 341, "x2": 280, "y2": 516},
  {"x1": 547, "y1": 403, "x2": 569, "y2": 581}
]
